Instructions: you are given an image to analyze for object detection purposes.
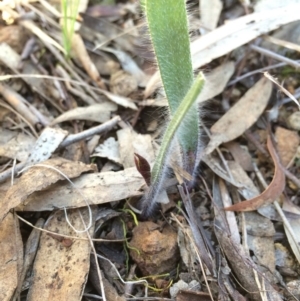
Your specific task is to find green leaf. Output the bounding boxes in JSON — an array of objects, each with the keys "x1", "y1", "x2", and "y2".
[
  {"x1": 145, "y1": 0, "x2": 193, "y2": 112},
  {"x1": 144, "y1": 0, "x2": 199, "y2": 152}
]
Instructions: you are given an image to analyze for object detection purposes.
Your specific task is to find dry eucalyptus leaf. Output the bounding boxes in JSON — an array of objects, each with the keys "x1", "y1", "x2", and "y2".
[
  {"x1": 100, "y1": 88, "x2": 137, "y2": 110},
  {"x1": 72, "y1": 33, "x2": 105, "y2": 89},
  {"x1": 0, "y1": 213, "x2": 23, "y2": 301},
  {"x1": 144, "y1": 61, "x2": 234, "y2": 103},
  {"x1": 14, "y1": 218, "x2": 44, "y2": 299},
  {"x1": 104, "y1": 48, "x2": 148, "y2": 86},
  {"x1": 244, "y1": 212, "x2": 276, "y2": 272},
  {"x1": 282, "y1": 199, "x2": 300, "y2": 264},
  {"x1": 50, "y1": 103, "x2": 117, "y2": 125},
  {"x1": 225, "y1": 142, "x2": 253, "y2": 171},
  {"x1": 227, "y1": 161, "x2": 259, "y2": 200},
  {"x1": 197, "y1": 61, "x2": 235, "y2": 103},
  {"x1": 0, "y1": 157, "x2": 96, "y2": 221},
  {"x1": 26, "y1": 207, "x2": 95, "y2": 301},
  {"x1": 146, "y1": 4, "x2": 300, "y2": 94},
  {"x1": 17, "y1": 167, "x2": 144, "y2": 211},
  {"x1": 225, "y1": 136, "x2": 285, "y2": 212},
  {"x1": 254, "y1": 0, "x2": 300, "y2": 12},
  {"x1": 206, "y1": 77, "x2": 272, "y2": 154},
  {"x1": 0, "y1": 129, "x2": 36, "y2": 161},
  {"x1": 191, "y1": 3, "x2": 300, "y2": 69},
  {"x1": 0, "y1": 42, "x2": 20, "y2": 69},
  {"x1": 202, "y1": 154, "x2": 243, "y2": 188},
  {"x1": 25, "y1": 127, "x2": 68, "y2": 166},
  {"x1": 200, "y1": 0, "x2": 223, "y2": 32},
  {"x1": 214, "y1": 226, "x2": 261, "y2": 300},
  {"x1": 275, "y1": 127, "x2": 299, "y2": 167},
  {"x1": 93, "y1": 137, "x2": 121, "y2": 164},
  {"x1": 117, "y1": 128, "x2": 155, "y2": 168}
]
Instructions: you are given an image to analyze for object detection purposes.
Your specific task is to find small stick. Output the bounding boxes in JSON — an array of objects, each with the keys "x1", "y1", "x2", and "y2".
[
  {"x1": 250, "y1": 44, "x2": 300, "y2": 69},
  {"x1": 0, "y1": 116, "x2": 121, "y2": 183},
  {"x1": 58, "y1": 116, "x2": 120, "y2": 148}
]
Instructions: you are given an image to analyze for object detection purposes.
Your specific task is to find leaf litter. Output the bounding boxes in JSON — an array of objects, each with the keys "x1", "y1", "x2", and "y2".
[{"x1": 0, "y1": 1, "x2": 300, "y2": 301}]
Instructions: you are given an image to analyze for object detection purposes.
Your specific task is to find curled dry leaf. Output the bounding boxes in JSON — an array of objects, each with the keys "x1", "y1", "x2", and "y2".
[
  {"x1": 225, "y1": 136, "x2": 286, "y2": 212},
  {"x1": 206, "y1": 77, "x2": 272, "y2": 154},
  {"x1": 134, "y1": 153, "x2": 151, "y2": 186},
  {"x1": 0, "y1": 157, "x2": 96, "y2": 221}
]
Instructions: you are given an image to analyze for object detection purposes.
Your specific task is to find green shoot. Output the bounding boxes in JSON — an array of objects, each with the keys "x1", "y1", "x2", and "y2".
[
  {"x1": 139, "y1": 0, "x2": 206, "y2": 216},
  {"x1": 60, "y1": 0, "x2": 80, "y2": 59},
  {"x1": 151, "y1": 73, "x2": 205, "y2": 186}
]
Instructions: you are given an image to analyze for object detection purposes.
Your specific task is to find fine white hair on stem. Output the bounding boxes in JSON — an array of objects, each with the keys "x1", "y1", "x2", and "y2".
[
  {"x1": 19, "y1": 164, "x2": 92, "y2": 233},
  {"x1": 141, "y1": 104, "x2": 203, "y2": 218}
]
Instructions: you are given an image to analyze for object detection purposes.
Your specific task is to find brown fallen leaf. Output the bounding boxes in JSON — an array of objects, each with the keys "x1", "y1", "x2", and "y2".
[
  {"x1": 282, "y1": 199, "x2": 300, "y2": 264},
  {"x1": 0, "y1": 157, "x2": 96, "y2": 222},
  {"x1": 16, "y1": 167, "x2": 144, "y2": 212},
  {"x1": 275, "y1": 127, "x2": 299, "y2": 167},
  {"x1": 0, "y1": 213, "x2": 23, "y2": 301},
  {"x1": 26, "y1": 208, "x2": 95, "y2": 301},
  {"x1": 214, "y1": 225, "x2": 282, "y2": 300},
  {"x1": 225, "y1": 141, "x2": 254, "y2": 171},
  {"x1": 72, "y1": 33, "x2": 106, "y2": 90},
  {"x1": 50, "y1": 102, "x2": 118, "y2": 125},
  {"x1": 225, "y1": 135, "x2": 285, "y2": 211},
  {"x1": 206, "y1": 77, "x2": 272, "y2": 154}
]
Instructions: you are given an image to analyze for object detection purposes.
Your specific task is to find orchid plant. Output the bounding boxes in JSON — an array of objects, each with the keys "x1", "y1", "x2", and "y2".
[{"x1": 136, "y1": 0, "x2": 205, "y2": 216}]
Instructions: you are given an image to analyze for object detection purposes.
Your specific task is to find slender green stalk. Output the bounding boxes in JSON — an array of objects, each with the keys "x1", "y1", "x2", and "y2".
[
  {"x1": 151, "y1": 73, "x2": 205, "y2": 185},
  {"x1": 61, "y1": 0, "x2": 80, "y2": 59},
  {"x1": 139, "y1": 1, "x2": 207, "y2": 216}
]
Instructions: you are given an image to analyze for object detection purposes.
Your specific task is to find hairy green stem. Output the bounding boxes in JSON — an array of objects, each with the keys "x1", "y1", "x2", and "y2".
[{"x1": 151, "y1": 73, "x2": 205, "y2": 185}]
